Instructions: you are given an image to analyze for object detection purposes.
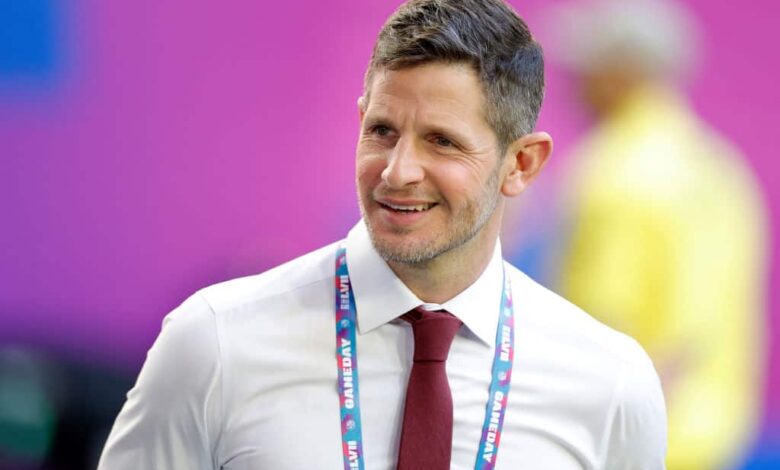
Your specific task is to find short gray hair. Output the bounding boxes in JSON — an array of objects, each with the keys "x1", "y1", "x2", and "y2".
[{"x1": 364, "y1": 0, "x2": 545, "y2": 153}]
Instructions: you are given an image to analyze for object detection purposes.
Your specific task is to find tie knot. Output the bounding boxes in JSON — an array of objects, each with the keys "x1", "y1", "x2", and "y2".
[{"x1": 404, "y1": 308, "x2": 462, "y2": 362}]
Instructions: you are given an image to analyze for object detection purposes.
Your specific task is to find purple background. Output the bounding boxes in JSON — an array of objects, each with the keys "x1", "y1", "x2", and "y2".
[{"x1": 1, "y1": 0, "x2": 778, "y2": 449}]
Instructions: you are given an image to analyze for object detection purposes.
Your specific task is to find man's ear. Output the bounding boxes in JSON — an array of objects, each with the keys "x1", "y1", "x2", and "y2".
[
  {"x1": 357, "y1": 96, "x2": 367, "y2": 123},
  {"x1": 501, "y1": 131, "x2": 553, "y2": 197}
]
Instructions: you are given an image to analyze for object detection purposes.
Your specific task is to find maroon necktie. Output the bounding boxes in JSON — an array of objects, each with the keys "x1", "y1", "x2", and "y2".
[{"x1": 397, "y1": 308, "x2": 463, "y2": 470}]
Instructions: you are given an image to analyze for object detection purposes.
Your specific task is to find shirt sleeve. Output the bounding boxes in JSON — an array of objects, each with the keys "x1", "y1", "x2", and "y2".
[
  {"x1": 98, "y1": 293, "x2": 222, "y2": 470},
  {"x1": 603, "y1": 340, "x2": 668, "y2": 470}
]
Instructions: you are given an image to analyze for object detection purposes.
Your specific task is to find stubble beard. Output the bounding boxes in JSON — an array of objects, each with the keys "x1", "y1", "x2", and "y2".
[{"x1": 359, "y1": 168, "x2": 501, "y2": 266}]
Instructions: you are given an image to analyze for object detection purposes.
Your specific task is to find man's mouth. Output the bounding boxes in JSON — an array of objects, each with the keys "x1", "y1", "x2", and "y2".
[{"x1": 378, "y1": 201, "x2": 437, "y2": 213}]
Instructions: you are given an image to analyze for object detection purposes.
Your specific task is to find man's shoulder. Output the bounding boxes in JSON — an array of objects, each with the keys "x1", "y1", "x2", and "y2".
[
  {"x1": 506, "y1": 263, "x2": 666, "y2": 463},
  {"x1": 506, "y1": 263, "x2": 652, "y2": 366},
  {"x1": 194, "y1": 240, "x2": 340, "y2": 315}
]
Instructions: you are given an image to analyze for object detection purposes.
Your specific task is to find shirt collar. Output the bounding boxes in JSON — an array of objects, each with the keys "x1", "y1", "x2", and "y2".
[{"x1": 345, "y1": 220, "x2": 503, "y2": 346}]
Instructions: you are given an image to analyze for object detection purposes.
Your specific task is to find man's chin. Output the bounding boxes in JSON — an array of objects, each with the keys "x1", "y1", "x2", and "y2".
[{"x1": 367, "y1": 232, "x2": 441, "y2": 266}]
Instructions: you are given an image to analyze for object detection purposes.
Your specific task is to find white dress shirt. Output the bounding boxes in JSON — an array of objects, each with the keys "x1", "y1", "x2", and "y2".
[{"x1": 99, "y1": 221, "x2": 667, "y2": 469}]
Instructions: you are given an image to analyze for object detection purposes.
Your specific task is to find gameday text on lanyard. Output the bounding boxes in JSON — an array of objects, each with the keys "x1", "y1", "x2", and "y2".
[{"x1": 334, "y1": 246, "x2": 515, "y2": 470}]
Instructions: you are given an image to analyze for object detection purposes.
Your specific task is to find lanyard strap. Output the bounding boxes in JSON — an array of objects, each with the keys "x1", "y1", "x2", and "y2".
[
  {"x1": 335, "y1": 245, "x2": 514, "y2": 470},
  {"x1": 335, "y1": 248, "x2": 365, "y2": 470},
  {"x1": 475, "y1": 260, "x2": 514, "y2": 469}
]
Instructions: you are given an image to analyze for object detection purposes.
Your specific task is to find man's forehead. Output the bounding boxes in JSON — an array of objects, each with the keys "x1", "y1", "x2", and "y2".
[
  {"x1": 363, "y1": 63, "x2": 487, "y2": 119},
  {"x1": 370, "y1": 62, "x2": 478, "y2": 90}
]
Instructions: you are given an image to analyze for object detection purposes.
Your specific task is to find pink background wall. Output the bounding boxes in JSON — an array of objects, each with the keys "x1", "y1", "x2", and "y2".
[{"x1": 1, "y1": 0, "x2": 778, "y2": 443}]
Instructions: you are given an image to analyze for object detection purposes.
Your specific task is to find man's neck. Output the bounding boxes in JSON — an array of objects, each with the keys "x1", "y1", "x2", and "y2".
[{"x1": 387, "y1": 228, "x2": 500, "y2": 305}]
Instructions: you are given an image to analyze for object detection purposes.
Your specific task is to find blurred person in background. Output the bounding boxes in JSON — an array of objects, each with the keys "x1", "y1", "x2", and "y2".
[{"x1": 546, "y1": 0, "x2": 769, "y2": 468}]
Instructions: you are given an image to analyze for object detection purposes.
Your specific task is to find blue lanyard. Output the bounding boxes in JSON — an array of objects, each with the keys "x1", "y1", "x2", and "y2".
[{"x1": 335, "y1": 245, "x2": 515, "y2": 470}]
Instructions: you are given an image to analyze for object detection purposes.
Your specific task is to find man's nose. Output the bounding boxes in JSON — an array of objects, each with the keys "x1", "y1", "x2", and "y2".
[{"x1": 381, "y1": 137, "x2": 425, "y2": 189}]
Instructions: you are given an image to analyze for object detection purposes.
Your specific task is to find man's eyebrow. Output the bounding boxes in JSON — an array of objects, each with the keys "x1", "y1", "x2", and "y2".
[
  {"x1": 361, "y1": 113, "x2": 395, "y2": 129},
  {"x1": 424, "y1": 123, "x2": 472, "y2": 143},
  {"x1": 362, "y1": 108, "x2": 476, "y2": 142}
]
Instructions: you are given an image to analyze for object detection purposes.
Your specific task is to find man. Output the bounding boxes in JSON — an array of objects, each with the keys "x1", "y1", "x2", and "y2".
[{"x1": 99, "y1": 0, "x2": 666, "y2": 468}]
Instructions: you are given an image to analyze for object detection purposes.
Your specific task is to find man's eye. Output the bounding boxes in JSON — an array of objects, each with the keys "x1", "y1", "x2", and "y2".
[
  {"x1": 434, "y1": 136, "x2": 454, "y2": 147},
  {"x1": 372, "y1": 125, "x2": 391, "y2": 137}
]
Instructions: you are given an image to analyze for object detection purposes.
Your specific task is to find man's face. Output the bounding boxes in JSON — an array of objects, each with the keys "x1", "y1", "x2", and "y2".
[{"x1": 356, "y1": 62, "x2": 506, "y2": 265}]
